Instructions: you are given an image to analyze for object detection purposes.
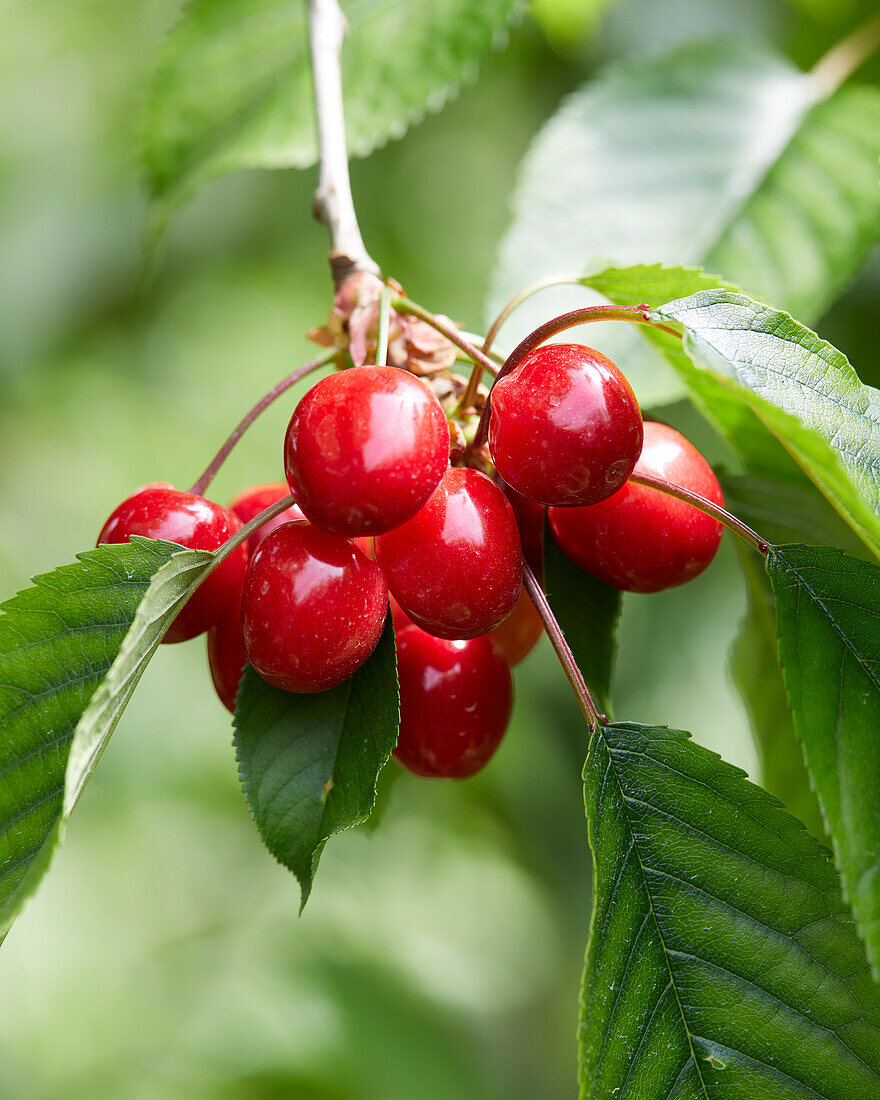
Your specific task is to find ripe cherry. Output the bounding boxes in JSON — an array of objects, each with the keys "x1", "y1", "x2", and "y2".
[
  {"x1": 393, "y1": 624, "x2": 513, "y2": 779},
  {"x1": 502, "y1": 481, "x2": 545, "y2": 578},
  {"x1": 207, "y1": 581, "x2": 247, "y2": 713},
  {"x1": 229, "y1": 482, "x2": 304, "y2": 553},
  {"x1": 375, "y1": 467, "x2": 522, "y2": 640},
  {"x1": 242, "y1": 522, "x2": 388, "y2": 693},
  {"x1": 98, "y1": 485, "x2": 247, "y2": 644},
  {"x1": 489, "y1": 587, "x2": 543, "y2": 665},
  {"x1": 549, "y1": 421, "x2": 724, "y2": 593},
  {"x1": 284, "y1": 366, "x2": 450, "y2": 537},
  {"x1": 488, "y1": 343, "x2": 643, "y2": 507}
]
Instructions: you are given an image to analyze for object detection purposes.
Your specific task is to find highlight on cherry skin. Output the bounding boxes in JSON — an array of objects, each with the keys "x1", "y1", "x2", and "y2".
[
  {"x1": 393, "y1": 623, "x2": 514, "y2": 779},
  {"x1": 488, "y1": 342, "x2": 643, "y2": 508},
  {"x1": 97, "y1": 484, "x2": 247, "y2": 644},
  {"x1": 284, "y1": 365, "x2": 450, "y2": 538},
  {"x1": 376, "y1": 465, "x2": 523, "y2": 640},
  {"x1": 549, "y1": 421, "x2": 724, "y2": 593},
  {"x1": 241, "y1": 520, "x2": 388, "y2": 694}
]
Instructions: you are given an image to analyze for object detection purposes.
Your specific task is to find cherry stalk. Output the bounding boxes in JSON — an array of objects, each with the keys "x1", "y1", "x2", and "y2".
[
  {"x1": 629, "y1": 473, "x2": 770, "y2": 555},
  {"x1": 189, "y1": 348, "x2": 340, "y2": 497},
  {"x1": 522, "y1": 562, "x2": 603, "y2": 731},
  {"x1": 473, "y1": 304, "x2": 681, "y2": 446}
]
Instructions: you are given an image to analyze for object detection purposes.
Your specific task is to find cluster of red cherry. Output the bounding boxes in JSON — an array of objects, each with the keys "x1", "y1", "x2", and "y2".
[{"x1": 97, "y1": 342, "x2": 723, "y2": 778}]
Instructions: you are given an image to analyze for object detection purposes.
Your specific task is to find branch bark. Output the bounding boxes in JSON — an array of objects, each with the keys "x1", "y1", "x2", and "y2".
[{"x1": 308, "y1": 0, "x2": 379, "y2": 285}]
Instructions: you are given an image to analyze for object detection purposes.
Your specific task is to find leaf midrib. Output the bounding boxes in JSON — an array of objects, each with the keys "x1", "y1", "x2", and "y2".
[
  {"x1": 596, "y1": 728, "x2": 710, "y2": 1099},
  {"x1": 679, "y1": 311, "x2": 880, "y2": 439},
  {"x1": 773, "y1": 551, "x2": 880, "y2": 695},
  {"x1": 703, "y1": 75, "x2": 820, "y2": 273}
]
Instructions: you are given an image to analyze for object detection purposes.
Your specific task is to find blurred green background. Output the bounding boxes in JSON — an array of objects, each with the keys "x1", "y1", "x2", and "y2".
[{"x1": 1, "y1": 1, "x2": 878, "y2": 1097}]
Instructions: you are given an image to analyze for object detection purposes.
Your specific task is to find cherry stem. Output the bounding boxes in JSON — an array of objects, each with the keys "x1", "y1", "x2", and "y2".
[
  {"x1": 483, "y1": 274, "x2": 586, "y2": 357},
  {"x1": 522, "y1": 562, "x2": 603, "y2": 731},
  {"x1": 472, "y1": 304, "x2": 681, "y2": 447},
  {"x1": 213, "y1": 495, "x2": 297, "y2": 565},
  {"x1": 811, "y1": 11, "x2": 880, "y2": 96},
  {"x1": 392, "y1": 297, "x2": 499, "y2": 378},
  {"x1": 457, "y1": 361, "x2": 485, "y2": 416},
  {"x1": 458, "y1": 338, "x2": 506, "y2": 416},
  {"x1": 308, "y1": 0, "x2": 379, "y2": 285},
  {"x1": 629, "y1": 473, "x2": 770, "y2": 555},
  {"x1": 460, "y1": 333, "x2": 506, "y2": 364},
  {"x1": 376, "y1": 285, "x2": 393, "y2": 365},
  {"x1": 188, "y1": 348, "x2": 340, "y2": 497}
]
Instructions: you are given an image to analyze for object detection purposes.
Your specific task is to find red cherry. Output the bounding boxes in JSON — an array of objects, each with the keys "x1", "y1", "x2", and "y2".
[
  {"x1": 207, "y1": 581, "x2": 247, "y2": 713},
  {"x1": 284, "y1": 366, "x2": 450, "y2": 537},
  {"x1": 393, "y1": 625, "x2": 513, "y2": 779},
  {"x1": 502, "y1": 481, "x2": 545, "y2": 577},
  {"x1": 549, "y1": 422, "x2": 724, "y2": 593},
  {"x1": 489, "y1": 587, "x2": 543, "y2": 665},
  {"x1": 488, "y1": 343, "x2": 643, "y2": 506},
  {"x1": 229, "y1": 482, "x2": 304, "y2": 553},
  {"x1": 375, "y1": 467, "x2": 522, "y2": 640},
  {"x1": 98, "y1": 486, "x2": 247, "y2": 643},
  {"x1": 388, "y1": 593, "x2": 413, "y2": 632},
  {"x1": 241, "y1": 522, "x2": 388, "y2": 693}
]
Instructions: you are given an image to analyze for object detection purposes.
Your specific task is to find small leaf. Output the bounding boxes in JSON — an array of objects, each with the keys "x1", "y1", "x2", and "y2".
[
  {"x1": 766, "y1": 544, "x2": 880, "y2": 976},
  {"x1": 489, "y1": 41, "x2": 880, "y2": 405},
  {"x1": 144, "y1": 0, "x2": 521, "y2": 232},
  {"x1": 0, "y1": 538, "x2": 216, "y2": 941},
  {"x1": 580, "y1": 263, "x2": 736, "y2": 308},
  {"x1": 543, "y1": 533, "x2": 621, "y2": 716},
  {"x1": 581, "y1": 720, "x2": 880, "y2": 1098},
  {"x1": 233, "y1": 618, "x2": 399, "y2": 907},
  {"x1": 653, "y1": 290, "x2": 880, "y2": 556}
]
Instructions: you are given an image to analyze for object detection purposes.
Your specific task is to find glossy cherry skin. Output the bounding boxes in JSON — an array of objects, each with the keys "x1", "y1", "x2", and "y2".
[
  {"x1": 489, "y1": 586, "x2": 543, "y2": 665},
  {"x1": 375, "y1": 467, "x2": 522, "y2": 640},
  {"x1": 229, "y1": 482, "x2": 304, "y2": 554},
  {"x1": 97, "y1": 485, "x2": 247, "y2": 644},
  {"x1": 241, "y1": 522, "x2": 388, "y2": 693},
  {"x1": 488, "y1": 343, "x2": 643, "y2": 507},
  {"x1": 207, "y1": 581, "x2": 248, "y2": 713},
  {"x1": 549, "y1": 422, "x2": 724, "y2": 593},
  {"x1": 284, "y1": 366, "x2": 450, "y2": 537},
  {"x1": 393, "y1": 624, "x2": 513, "y2": 779}
]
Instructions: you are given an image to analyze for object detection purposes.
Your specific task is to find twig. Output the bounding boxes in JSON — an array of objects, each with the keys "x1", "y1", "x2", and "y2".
[
  {"x1": 189, "y1": 349, "x2": 339, "y2": 497},
  {"x1": 522, "y1": 563, "x2": 603, "y2": 730},
  {"x1": 629, "y1": 474, "x2": 770, "y2": 555},
  {"x1": 308, "y1": 0, "x2": 379, "y2": 285},
  {"x1": 812, "y1": 12, "x2": 880, "y2": 97}
]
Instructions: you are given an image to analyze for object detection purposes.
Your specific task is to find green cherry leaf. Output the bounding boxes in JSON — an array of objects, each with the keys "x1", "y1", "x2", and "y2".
[
  {"x1": 144, "y1": 0, "x2": 522, "y2": 234},
  {"x1": 766, "y1": 544, "x2": 880, "y2": 976},
  {"x1": 490, "y1": 41, "x2": 880, "y2": 406},
  {"x1": 0, "y1": 538, "x2": 217, "y2": 943},
  {"x1": 652, "y1": 290, "x2": 880, "y2": 557},
  {"x1": 581, "y1": 720, "x2": 880, "y2": 1098},
  {"x1": 233, "y1": 617, "x2": 400, "y2": 908}
]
